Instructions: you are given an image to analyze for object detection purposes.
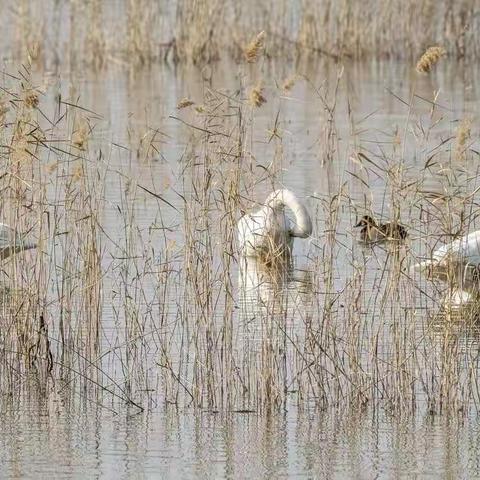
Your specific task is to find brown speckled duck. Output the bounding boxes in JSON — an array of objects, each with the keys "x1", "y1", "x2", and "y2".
[{"x1": 355, "y1": 215, "x2": 408, "y2": 242}]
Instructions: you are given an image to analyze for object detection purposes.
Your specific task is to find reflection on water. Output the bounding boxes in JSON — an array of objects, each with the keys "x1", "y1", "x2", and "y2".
[
  {"x1": 238, "y1": 255, "x2": 312, "y2": 312},
  {"x1": 1, "y1": 396, "x2": 480, "y2": 478}
]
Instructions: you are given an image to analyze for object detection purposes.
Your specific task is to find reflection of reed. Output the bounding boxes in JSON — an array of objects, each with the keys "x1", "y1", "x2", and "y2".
[
  {"x1": 237, "y1": 254, "x2": 314, "y2": 409},
  {"x1": 238, "y1": 255, "x2": 314, "y2": 354},
  {"x1": 238, "y1": 255, "x2": 314, "y2": 310}
]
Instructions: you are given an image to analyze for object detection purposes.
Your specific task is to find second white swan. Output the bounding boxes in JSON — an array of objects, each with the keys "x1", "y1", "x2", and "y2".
[
  {"x1": 238, "y1": 189, "x2": 312, "y2": 259},
  {"x1": 413, "y1": 230, "x2": 480, "y2": 303}
]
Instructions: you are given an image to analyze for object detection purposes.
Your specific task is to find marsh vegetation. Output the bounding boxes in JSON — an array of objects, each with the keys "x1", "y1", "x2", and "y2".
[
  {"x1": 9, "y1": 0, "x2": 480, "y2": 67},
  {"x1": 1, "y1": 1, "x2": 480, "y2": 477},
  {"x1": 1, "y1": 51, "x2": 479, "y2": 417}
]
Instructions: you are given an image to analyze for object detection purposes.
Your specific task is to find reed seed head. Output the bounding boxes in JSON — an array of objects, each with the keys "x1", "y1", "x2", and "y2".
[
  {"x1": 244, "y1": 31, "x2": 266, "y2": 63},
  {"x1": 72, "y1": 162, "x2": 84, "y2": 182},
  {"x1": 454, "y1": 117, "x2": 471, "y2": 160},
  {"x1": 282, "y1": 75, "x2": 297, "y2": 92},
  {"x1": 72, "y1": 118, "x2": 90, "y2": 150},
  {"x1": 177, "y1": 98, "x2": 195, "y2": 109},
  {"x1": 0, "y1": 98, "x2": 9, "y2": 125},
  {"x1": 248, "y1": 85, "x2": 267, "y2": 107},
  {"x1": 24, "y1": 89, "x2": 39, "y2": 109},
  {"x1": 416, "y1": 46, "x2": 446, "y2": 73}
]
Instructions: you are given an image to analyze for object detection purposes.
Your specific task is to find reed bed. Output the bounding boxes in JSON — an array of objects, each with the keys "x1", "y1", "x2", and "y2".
[
  {"x1": 0, "y1": 43, "x2": 479, "y2": 422},
  {"x1": 5, "y1": 0, "x2": 480, "y2": 68}
]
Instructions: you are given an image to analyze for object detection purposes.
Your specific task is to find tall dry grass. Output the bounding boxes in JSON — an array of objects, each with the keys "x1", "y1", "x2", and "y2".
[
  {"x1": 0, "y1": 36, "x2": 479, "y2": 420},
  {"x1": 144, "y1": 52, "x2": 480, "y2": 416},
  {"x1": 5, "y1": 0, "x2": 479, "y2": 68}
]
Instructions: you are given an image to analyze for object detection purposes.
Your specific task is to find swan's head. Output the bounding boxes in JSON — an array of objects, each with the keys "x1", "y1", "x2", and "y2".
[{"x1": 355, "y1": 215, "x2": 377, "y2": 228}]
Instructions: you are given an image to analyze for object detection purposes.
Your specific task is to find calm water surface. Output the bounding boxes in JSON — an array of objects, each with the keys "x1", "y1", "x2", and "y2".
[{"x1": 2, "y1": 396, "x2": 480, "y2": 478}]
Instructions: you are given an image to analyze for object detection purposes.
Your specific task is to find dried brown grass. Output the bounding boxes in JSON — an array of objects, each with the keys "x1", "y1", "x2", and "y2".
[
  {"x1": 1, "y1": 35, "x2": 480, "y2": 421},
  {"x1": 7, "y1": 0, "x2": 480, "y2": 66}
]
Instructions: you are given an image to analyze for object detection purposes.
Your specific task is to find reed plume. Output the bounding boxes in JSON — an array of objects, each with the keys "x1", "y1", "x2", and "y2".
[
  {"x1": 24, "y1": 89, "x2": 39, "y2": 109},
  {"x1": 0, "y1": 97, "x2": 9, "y2": 125},
  {"x1": 416, "y1": 46, "x2": 446, "y2": 73},
  {"x1": 454, "y1": 117, "x2": 471, "y2": 160},
  {"x1": 72, "y1": 117, "x2": 90, "y2": 150},
  {"x1": 282, "y1": 75, "x2": 297, "y2": 92},
  {"x1": 248, "y1": 85, "x2": 267, "y2": 107},
  {"x1": 244, "y1": 31, "x2": 266, "y2": 63},
  {"x1": 177, "y1": 98, "x2": 195, "y2": 109}
]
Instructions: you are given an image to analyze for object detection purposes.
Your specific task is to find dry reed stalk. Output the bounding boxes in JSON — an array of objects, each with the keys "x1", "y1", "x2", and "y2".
[
  {"x1": 0, "y1": 97, "x2": 9, "y2": 127},
  {"x1": 15, "y1": 0, "x2": 44, "y2": 65},
  {"x1": 174, "y1": 0, "x2": 225, "y2": 64},
  {"x1": 86, "y1": 0, "x2": 106, "y2": 69},
  {"x1": 2, "y1": 27, "x2": 480, "y2": 419},
  {"x1": 244, "y1": 31, "x2": 266, "y2": 63},
  {"x1": 126, "y1": 0, "x2": 162, "y2": 64},
  {"x1": 6, "y1": 0, "x2": 480, "y2": 67},
  {"x1": 172, "y1": 86, "x2": 270, "y2": 409},
  {"x1": 416, "y1": 46, "x2": 446, "y2": 73},
  {"x1": 71, "y1": 162, "x2": 84, "y2": 182},
  {"x1": 134, "y1": 128, "x2": 162, "y2": 163},
  {"x1": 297, "y1": 13, "x2": 317, "y2": 50},
  {"x1": 454, "y1": 118, "x2": 471, "y2": 161}
]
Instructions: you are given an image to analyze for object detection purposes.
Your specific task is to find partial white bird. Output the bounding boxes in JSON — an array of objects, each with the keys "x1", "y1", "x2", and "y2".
[
  {"x1": 238, "y1": 189, "x2": 312, "y2": 260},
  {"x1": 413, "y1": 230, "x2": 480, "y2": 302},
  {"x1": 0, "y1": 223, "x2": 36, "y2": 260}
]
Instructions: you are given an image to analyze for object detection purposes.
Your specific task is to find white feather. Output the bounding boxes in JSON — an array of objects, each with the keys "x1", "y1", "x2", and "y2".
[
  {"x1": 238, "y1": 189, "x2": 312, "y2": 258},
  {"x1": 413, "y1": 230, "x2": 480, "y2": 301}
]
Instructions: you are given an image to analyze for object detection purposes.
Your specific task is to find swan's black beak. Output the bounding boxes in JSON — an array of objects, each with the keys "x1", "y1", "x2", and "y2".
[{"x1": 354, "y1": 220, "x2": 363, "y2": 228}]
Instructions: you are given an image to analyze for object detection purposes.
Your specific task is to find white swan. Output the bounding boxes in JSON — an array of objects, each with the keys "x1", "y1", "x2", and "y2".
[
  {"x1": 0, "y1": 223, "x2": 36, "y2": 259},
  {"x1": 238, "y1": 189, "x2": 312, "y2": 259},
  {"x1": 413, "y1": 230, "x2": 480, "y2": 303}
]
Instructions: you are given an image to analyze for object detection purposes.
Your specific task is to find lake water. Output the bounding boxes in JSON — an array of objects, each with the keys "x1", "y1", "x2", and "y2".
[
  {"x1": 2, "y1": 396, "x2": 480, "y2": 479},
  {"x1": 0, "y1": 46, "x2": 480, "y2": 478}
]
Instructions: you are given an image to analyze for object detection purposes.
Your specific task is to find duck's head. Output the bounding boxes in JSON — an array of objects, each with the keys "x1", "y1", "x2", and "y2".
[{"x1": 355, "y1": 215, "x2": 377, "y2": 228}]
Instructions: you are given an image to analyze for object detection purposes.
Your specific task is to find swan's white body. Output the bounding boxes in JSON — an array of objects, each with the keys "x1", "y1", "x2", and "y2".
[
  {"x1": 0, "y1": 223, "x2": 36, "y2": 259},
  {"x1": 238, "y1": 189, "x2": 312, "y2": 258},
  {"x1": 413, "y1": 230, "x2": 480, "y2": 304}
]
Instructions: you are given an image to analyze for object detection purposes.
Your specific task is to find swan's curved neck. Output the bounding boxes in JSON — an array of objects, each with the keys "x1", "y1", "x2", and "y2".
[{"x1": 266, "y1": 189, "x2": 312, "y2": 238}]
